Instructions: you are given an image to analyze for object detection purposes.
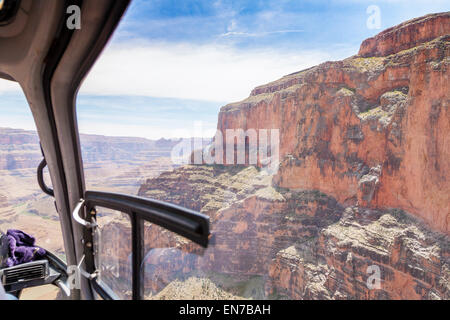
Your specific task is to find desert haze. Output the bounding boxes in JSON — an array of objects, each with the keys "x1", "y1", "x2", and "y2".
[{"x1": 0, "y1": 127, "x2": 177, "y2": 257}]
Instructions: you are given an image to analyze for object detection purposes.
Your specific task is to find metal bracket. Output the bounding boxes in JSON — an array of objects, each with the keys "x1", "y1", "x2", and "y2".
[
  {"x1": 72, "y1": 199, "x2": 97, "y2": 228},
  {"x1": 72, "y1": 200, "x2": 99, "y2": 281},
  {"x1": 54, "y1": 279, "x2": 71, "y2": 297},
  {"x1": 77, "y1": 255, "x2": 98, "y2": 280}
]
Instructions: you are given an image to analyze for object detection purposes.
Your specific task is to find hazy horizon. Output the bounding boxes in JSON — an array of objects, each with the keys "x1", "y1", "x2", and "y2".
[{"x1": 0, "y1": 124, "x2": 209, "y2": 141}]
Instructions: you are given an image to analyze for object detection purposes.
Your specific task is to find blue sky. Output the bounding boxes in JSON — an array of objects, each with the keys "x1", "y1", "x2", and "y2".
[{"x1": 0, "y1": 0, "x2": 449, "y2": 139}]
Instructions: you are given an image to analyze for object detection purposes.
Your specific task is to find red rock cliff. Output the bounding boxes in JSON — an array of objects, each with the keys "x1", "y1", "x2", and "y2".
[
  {"x1": 128, "y1": 13, "x2": 450, "y2": 300},
  {"x1": 217, "y1": 12, "x2": 450, "y2": 234}
]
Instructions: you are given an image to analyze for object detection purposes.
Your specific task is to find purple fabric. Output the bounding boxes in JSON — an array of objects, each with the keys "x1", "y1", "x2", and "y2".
[{"x1": 5, "y1": 229, "x2": 46, "y2": 267}]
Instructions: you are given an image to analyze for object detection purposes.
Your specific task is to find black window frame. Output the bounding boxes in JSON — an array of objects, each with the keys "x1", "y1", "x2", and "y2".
[{"x1": 82, "y1": 191, "x2": 210, "y2": 300}]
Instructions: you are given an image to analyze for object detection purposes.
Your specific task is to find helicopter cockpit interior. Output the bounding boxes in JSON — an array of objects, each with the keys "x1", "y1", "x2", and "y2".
[
  {"x1": 0, "y1": 0, "x2": 449, "y2": 306},
  {"x1": 0, "y1": 0, "x2": 210, "y2": 300}
]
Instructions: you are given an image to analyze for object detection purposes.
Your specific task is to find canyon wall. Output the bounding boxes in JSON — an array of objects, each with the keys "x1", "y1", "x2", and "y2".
[
  {"x1": 132, "y1": 13, "x2": 450, "y2": 300},
  {"x1": 137, "y1": 165, "x2": 448, "y2": 300},
  {"x1": 217, "y1": 12, "x2": 449, "y2": 234},
  {"x1": 0, "y1": 127, "x2": 179, "y2": 170}
]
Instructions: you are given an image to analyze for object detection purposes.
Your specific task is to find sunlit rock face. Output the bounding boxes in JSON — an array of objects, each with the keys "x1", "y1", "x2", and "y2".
[
  {"x1": 118, "y1": 13, "x2": 449, "y2": 300},
  {"x1": 359, "y1": 12, "x2": 450, "y2": 57},
  {"x1": 217, "y1": 12, "x2": 450, "y2": 234},
  {"x1": 0, "y1": 128, "x2": 41, "y2": 170}
]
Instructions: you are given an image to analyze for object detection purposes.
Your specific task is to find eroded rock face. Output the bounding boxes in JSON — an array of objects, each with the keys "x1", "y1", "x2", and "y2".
[
  {"x1": 0, "y1": 128, "x2": 41, "y2": 170},
  {"x1": 359, "y1": 13, "x2": 450, "y2": 57},
  {"x1": 217, "y1": 12, "x2": 450, "y2": 234},
  {"x1": 268, "y1": 207, "x2": 449, "y2": 300},
  {"x1": 105, "y1": 13, "x2": 449, "y2": 300},
  {"x1": 136, "y1": 166, "x2": 449, "y2": 300}
]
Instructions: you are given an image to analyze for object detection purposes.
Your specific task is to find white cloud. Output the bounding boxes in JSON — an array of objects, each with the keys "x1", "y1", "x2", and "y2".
[
  {"x1": 78, "y1": 120, "x2": 217, "y2": 140},
  {"x1": 221, "y1": 29, "x2": 305, "y2": 37},
  {"x1": 0, "y1": 79, "x2": 22, "y2": 94},
  {"x1": 80, "y1": 41, "x2": 350, "y2": 103}
]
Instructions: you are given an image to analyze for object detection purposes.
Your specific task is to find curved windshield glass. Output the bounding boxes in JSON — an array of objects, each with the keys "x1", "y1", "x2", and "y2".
[
  {"x1": 0, "y1": 79, "x2": 65, "y2": 299},
  {"x1": 77, "y1": 1, "x2": 450, "y2": 301}
]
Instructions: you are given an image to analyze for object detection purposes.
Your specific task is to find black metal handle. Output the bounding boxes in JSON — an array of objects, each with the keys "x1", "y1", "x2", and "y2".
[
  {"x1": 84, "y1": 191, "x2": 210, "y2": 247},
  {"x1": 37, "y1": 158, "x2": 54, "y2": 197}
]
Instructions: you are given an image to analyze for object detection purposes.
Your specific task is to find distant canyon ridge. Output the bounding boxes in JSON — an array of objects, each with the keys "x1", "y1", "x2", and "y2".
[
  {"x1": 0, "y1": 127, "x2": 178, "y2": 258},
  {"x1": 0, "y1": 127, "x2": 178, "y2": 171}
]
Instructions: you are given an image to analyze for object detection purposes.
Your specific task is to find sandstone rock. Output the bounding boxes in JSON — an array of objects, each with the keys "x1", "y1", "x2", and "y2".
[
  {"x1": 358, "y1": 165, "x2": 381, "y2": 205},
  {"x1": 100, "y1": 13, "x2": 450, "y2": 300},
  {"x1": 359, "y1": 12, "x2": 450, "y2": 57},
  {"x1": 217, "y1": 12, "x2": 450, "y2": 233},
  {"x1": 147, "y1": 276, "x2": 245, "y2": 300},
  {"x1": 135, "y1": 165, "x2": 449, "y2": 300}
]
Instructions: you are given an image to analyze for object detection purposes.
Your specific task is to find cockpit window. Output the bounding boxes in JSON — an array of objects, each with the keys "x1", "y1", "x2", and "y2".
[
  {"x1": 94, "y1": 208, "x2": 132, "y2": 300},
  {"x1": 76, "y1": 0, "x2": 450, "y2": 301},
  {"x1": 0, "y1": 79, "x2": 65, "y2": 299},
  {"x1": 76, "y1": 1, "x2": 300, "y2": 299}
]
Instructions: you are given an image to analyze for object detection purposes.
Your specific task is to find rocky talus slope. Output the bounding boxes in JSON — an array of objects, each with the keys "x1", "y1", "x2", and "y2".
[
  {"x1": 137, "y1": 166, "x2": 448, "y2": 299},
  {"x1": 102, "y1": 13, "x2": 449, "y2": 300}
]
